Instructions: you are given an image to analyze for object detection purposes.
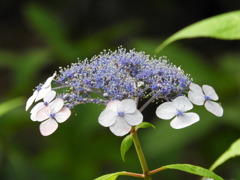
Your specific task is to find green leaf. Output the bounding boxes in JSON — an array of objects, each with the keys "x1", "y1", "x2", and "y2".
[
  {"x1": 164, "y1": 164, "x2": 223, "y2": 180},
  {"x1": 24, "y1": 4, "x2": 76, "y2": 58},
  {"x1": 136, "y1": 122, "x2": 156, "y2": 130},
  {"x1": 156, "y1": 10, "x2": 240, "y2": 52},
  {"x1": 0, "y1": 97, "x2": 25, "y2": 117},
  {"x1": 94, "y1": 172, "x2": 125, "y2": 180},
  {"x1": 120, "y1": 134, "x2": 133, "y2": 161},
  {"x1": 210, "y1": 138, "x2": 240, "y2": 171},
  {"x1": 13, "y1": 49, "x2": 51, "y2": 94}
]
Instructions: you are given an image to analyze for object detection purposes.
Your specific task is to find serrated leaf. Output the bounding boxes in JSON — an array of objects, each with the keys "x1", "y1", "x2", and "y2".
[
  {"x1": 120, "y1": 134, "x2": 133, "y2": 161},
  {"x1": 210, "y1": 138, "x2": 240, "y2": 171},
  {"x1": 156, "y1": 10, "x2": 240, "y2": 52},
  {"x1": 164, "y1": 164, "x2": 223, "y2": 180},
  {"x1": 94, "y1": 172, "x2": 125, "y2": 180},
  {"x1": 136, "y1": 122, "x2": 156, "y2": 130}
]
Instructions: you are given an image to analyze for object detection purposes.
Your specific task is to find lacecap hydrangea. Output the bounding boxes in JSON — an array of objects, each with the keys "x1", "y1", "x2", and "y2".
[{"x1": 26, "y1": 47, "x2": 223, "y2": 136}]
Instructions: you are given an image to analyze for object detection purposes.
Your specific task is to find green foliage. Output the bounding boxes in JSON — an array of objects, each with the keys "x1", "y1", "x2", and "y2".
[
  {"x1": 0, "y1": 50, "x2": 51, "y2": 95},
  {"x1": 0, "y1": 97, "x2": 24, "y2": 117},
  {"x1": 24, "y1": 4, "x2": 76, "y2": 58},
  {"x1": 210, "y1": 138, "x2": 240, "y2": 171},
  {"x1": 156, "y1": 10, "x2": 240, "y2": 52},
  {"x1": 135, "y1": 122, "x2": 156, "y2": 131},
  {"x1": 120, "y1": 134, "x2": 133, "y2": 161},
  {"x1": 164, "y1": 164, "x2": 223, "y2": 180},
  {"x1": 95, "y1": 172, "x2": 125, "y2": 180},
  {"x1": 24, "y1": 4, "x2": 142, "y2": 60}
]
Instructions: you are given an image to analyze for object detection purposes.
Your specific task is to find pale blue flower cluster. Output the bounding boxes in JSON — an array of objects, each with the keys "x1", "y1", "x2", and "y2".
[
  {"x1": 26, "y1": 47, "x2": 223, "y2": 136},
  {"x1": 55, "y1": 47, "x2": 191, "y2": 108}
]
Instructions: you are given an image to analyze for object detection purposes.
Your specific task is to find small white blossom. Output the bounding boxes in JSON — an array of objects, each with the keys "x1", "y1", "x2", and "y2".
[
  {"x1": 188, "y1": 83, "x2": 223, "y2": 117},
  {"x1": 35, "y1": 98, "x2": 71, "y2": 136},
  {"x1": 26, "y1": 72, "x2": 56, "y2": 111},
  {"x1": 156, "y1": 96, "x2": 200, "y2": 129},
  {"x1": 98, "y1": 99, "x2": 143, "y2": 136},
  {"x1": 30, "y1": 91, "x2": 56, "y2": 121}
]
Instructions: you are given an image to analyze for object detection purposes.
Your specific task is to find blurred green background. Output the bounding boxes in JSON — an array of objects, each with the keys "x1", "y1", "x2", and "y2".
[{"x1": 0, "y1": 0, "x2": 240, "y2": 179}]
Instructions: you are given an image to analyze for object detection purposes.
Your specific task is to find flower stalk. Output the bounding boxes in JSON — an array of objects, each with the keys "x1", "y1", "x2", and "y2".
[
  {"x1": 131, "y1": 127, "x2": 152, "y2": 180},
  {"x1": 148, "y1": 167, "x2": 167, "y2": 176}
]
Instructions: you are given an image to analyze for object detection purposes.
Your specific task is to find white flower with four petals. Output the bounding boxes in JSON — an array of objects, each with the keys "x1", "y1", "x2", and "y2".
[
  {"x1": 98, "y1": 99, "x2": 143, "y2": 136},
  {"x1": 35, "y1": 98, "x2": 71, "y2": 136},
  {"x1": 156, "y1": 96, "x2": 200, "y2": 129},
  {"x1": 188, "y1": 83, "x2": 223, "y2": 117}
]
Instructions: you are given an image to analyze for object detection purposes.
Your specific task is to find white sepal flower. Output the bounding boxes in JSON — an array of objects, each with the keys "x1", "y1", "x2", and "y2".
[
  {"x1": 26, "y1": 72, "x2": 56, "y2": 111},
  {"x1": 156, "y1": 96, "x2": 200, "y2": 129},
  {"x1": 98, "y1": 99, "x2": 143, "y2": 136},
  {"x1": 188, "y1": 83, "x2": 223, "y2": 117},
  {"x1": 35, "y1": 98, "x2": 71, "y2": 136},
  {"x1": 30, "y1": 91, "x2": 56, "y2": 121}
]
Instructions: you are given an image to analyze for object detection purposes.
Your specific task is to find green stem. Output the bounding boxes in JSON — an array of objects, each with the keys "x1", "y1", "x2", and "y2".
[{"x1": 131, "y1": 128, "x2": 152, "y2": 180}]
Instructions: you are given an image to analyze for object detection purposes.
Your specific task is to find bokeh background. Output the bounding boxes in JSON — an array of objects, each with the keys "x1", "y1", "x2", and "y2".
[{"x1": 0, "y1": 0, "x2": 240, "y2": 179}]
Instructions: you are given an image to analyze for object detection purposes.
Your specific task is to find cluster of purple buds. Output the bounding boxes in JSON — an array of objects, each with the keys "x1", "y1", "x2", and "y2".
[{"x1": 55, "y1": 47, "x2": 191, "y2": 108}]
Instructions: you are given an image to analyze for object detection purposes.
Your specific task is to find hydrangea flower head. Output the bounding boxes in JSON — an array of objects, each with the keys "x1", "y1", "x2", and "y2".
[{"x1": 26, "y1": 47, "x2": 223, "y2": 136}]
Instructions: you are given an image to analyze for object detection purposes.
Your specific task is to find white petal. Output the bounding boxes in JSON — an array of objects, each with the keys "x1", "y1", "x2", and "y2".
[
  {"x1": 26, "y1": 90, "x2": 38, "y2": 111},
  {"x1": 43, "y1": 91, "x2": 56, "y2": 103},
  {"x1": 109, "y1": 117, "x2": 132, "y2": 136},
  {"x1": 124, "y1": 110, "x2": 143, "y2": 126},
  {"x1": 30, "y1": 113, "x2": 39, "y2": 121},
  {"x1": 30, "y1": 102, "x2": 44, "y2": 114},
  {"x1": 118, "y1": 99, "x2": 137, "y2": 113},
  {"x1": 170, "y1": 112, "x2": 200, "y2": 129},
  {"x1": 98, "y1": 109, "x2": 117, "y2": 127},
  {"x1": 189, "y1": 83, "x2": 204, "y2": 94},
  {"x1": 35, "y1": 86, "x2": 51, "y2": 102},
  {"x1": 50, "y1": 98, "x2": 64, "y2": 113},
  {"x1": 188, "y1": 91, "x2": 205, "y2": 105},
  {"x1": 205, "y1": 101, "x2": 223, "y2": 117},
  {"x1": 42, "y1": 72, "x2": 56, "y2": 88},
  {"x1": 202, "y1": 85, "x2": 219, "y2": 101},
  {"x1": 55, "y1": 107, "x2": 71, "y2": 123},
  {"x1": 106, "y1": 100, "x2": 121, "y2": 112},
  {"x1": 39, "y1": 119, "x2": 58, "y2": 136},
  {"x1": 156, "y1": 102, "x2": 177, "y2": 120},
  {"x1": 36, "y1": 107, "x2": 50, "y2": 122},
  {"x1": 30, "y1": 102, "x2": 45, "y2": 121},
  {"x1": 173, "y1": 96, "x2": 193, "y2": 111}
]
